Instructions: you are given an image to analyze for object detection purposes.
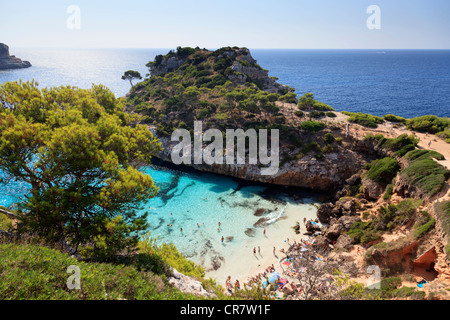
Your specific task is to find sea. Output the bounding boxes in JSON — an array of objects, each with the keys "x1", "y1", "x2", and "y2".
[{"x1": 1, "y1": 48, "x2": 449, "y2": 276}]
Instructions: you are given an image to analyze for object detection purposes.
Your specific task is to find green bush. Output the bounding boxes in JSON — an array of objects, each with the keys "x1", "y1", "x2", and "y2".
[
  {"x1": 301, "y1": 141, "x2": 321, "y2": 154},
  {"x1": 406, "y1": 115, "x2": 450, "y2": 134},
  {"x1": 344, "y1": 112, "x2": 384, "y2": 128},
  {"x1": 346, "y1": 222, "x2": 382, "y2": 245},
  {"x1": 138, "y1": 234, "x2": 205, "y2": 279},
  {"x1": 309, "y1": 110, "x2": 325, "y2": 119},
  {"x1": 366, "y1": 157, "x2": 400, "y2": 185},
  {"x1": 383, "y1": 114, "x2": 406, "y2": 123},
  {"x1": 401, "y1": 150, "x2": 449, "y2": 197},
  {"x1": 294, "y1": 110, "x2": 304, "y2": 118},
  {"x1": 383, "y1": 184, "x2": 394, "y2": 201},
  {"x1": 413, "y1": 211, "x2": 435, "y2": 239},
  {"x1": 326, "y1": 112, "x2": 337, "y2": 118},
  {"x1": 347, "y1": 199, "x2": 422, "y2": 244},
  {"x1": 301, "y1": 120, "x2": 326, "y2": 132},
  {"x1": 323, "y1": 132, "x2": 336, "y2": 144}
]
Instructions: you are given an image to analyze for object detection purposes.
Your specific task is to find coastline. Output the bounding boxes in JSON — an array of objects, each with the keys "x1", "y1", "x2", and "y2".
[{"x1": 203, "y1": 203, "x2": 319, "y2": 288}]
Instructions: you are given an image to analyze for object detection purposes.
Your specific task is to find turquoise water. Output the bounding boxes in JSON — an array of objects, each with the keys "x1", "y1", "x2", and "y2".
[
  {"x1": 142, "y1": 163, "x2": 319, "y2": 271},
  {"x1": 0, "y1": 161, "x2": 320, "y2": 272}
]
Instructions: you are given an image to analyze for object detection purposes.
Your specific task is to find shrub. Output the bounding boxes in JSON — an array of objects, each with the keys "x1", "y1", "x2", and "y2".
[
  {"x1": 406, "y1": 115, "x2": 450, "y2": 134},
  {"x1": 383, "y1": 114, "x2": 406, "y2": 123},
  {"x1": 326, "y1": 112, "x2": 337, "y2": 118},
  {"x1": 302, "y1": 141, "x2": 321, "y2": 154},
  {"x1": 301, "y1": 120, "x2": 326, "y2": 132},
  {"x1": 346, "y1": 222, "x2": 382, "y2": 245},
  {"x1": 413, "y1": 211, "x2": 435, "y2": 239},
  {"x1": 309, "y1": 110, "x2": 325, "y2": 119},
  {"x1": 323, "y1": 132, "x2": 336, "y2": 144},
  {"x1": 279, "y1": 92, "x2": 297, "y2": 103},
  {"x1": 383, "y1": 184, "x2": 394, "y2": 201},
  {"x1": 401, "y1": 150, "x2": 449, "y2": 197},
  {"x1": 366, "y1": 157, "x2": 400, "y2": 185},
  {"x1": 294, "y1": 110, "x2": 304, "y2": 118},
  {"x1": 344, "y1": 112, "x2": 384, "y2": 128}
]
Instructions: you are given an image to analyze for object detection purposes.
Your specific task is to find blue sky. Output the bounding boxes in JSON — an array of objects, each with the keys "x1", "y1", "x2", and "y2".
[{"x1": 1, "y1": 0, "x2": 449, "y2": 49}]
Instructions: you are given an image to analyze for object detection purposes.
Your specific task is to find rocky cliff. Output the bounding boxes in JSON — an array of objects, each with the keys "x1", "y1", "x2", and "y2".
[
  {"x1": 152, "y1": 133, "x2": 367, "y2": 192},
  {"x1": 0, "y1": 43, "x2": 31, "y2": 70}
]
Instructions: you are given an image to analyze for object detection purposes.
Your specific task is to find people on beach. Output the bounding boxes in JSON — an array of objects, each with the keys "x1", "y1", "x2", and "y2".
[
  {"x1": 428, "y1": 141, "x2": 431, "y2": 148},
  {"x1": 221, "y1": 236, "x2": 224, "y2": 243},
  {"x1": 253, "y1": 247, "x2": 256, "y2": 255}
]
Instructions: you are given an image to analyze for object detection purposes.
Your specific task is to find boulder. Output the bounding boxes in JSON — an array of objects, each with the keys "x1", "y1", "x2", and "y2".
[
  {"x1": 306, "y1": 221, "x2": 321, "y2": 233},
  {"x1": 325, "y1": 216, "x2": 361, "y2": 242},
  {"x1": 345, "y1": 173, "x2": 361, "y2": 186},
  {"x1": 169, "y1": 268, "x2": 216, "y2": 298},
  {"x1": 317, "y1": 203, "x2": 335, "y2": 223},
  {"x1": 362, "y1": 177, "x2": 385, "y2": 200},
  {"x1": 339, "y1": 216, "x2": 361, "y2": 230},
  {"x1": 325, "y1": 223, "x2": 345, "y2": 242},
  {"x1": 334, "y1": 234, "x2": 355, "y2": 250}
]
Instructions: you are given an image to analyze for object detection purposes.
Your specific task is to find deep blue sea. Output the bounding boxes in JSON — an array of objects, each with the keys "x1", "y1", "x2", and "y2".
[
  {"x1": 1, "y1": 48, "x2": 449, "y2": 280},
  {"x1": 1, "y1": 48, "x2": 449, "y2": 118}
]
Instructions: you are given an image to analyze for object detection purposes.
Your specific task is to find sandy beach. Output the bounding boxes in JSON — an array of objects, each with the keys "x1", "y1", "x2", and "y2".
[{"x1": 205, "y1": 203, "x2": 319, "y2": 288}]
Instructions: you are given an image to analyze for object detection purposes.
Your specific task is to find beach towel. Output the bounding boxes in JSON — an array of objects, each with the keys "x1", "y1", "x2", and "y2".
[{"x1": 283, "y1": 261, "x2": 291, "y2": 266}]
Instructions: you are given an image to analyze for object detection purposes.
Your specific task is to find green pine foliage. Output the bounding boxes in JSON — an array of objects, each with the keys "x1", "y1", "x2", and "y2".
[{"x1": 0, "y1": 81, "x2": 162, "y2": 260}]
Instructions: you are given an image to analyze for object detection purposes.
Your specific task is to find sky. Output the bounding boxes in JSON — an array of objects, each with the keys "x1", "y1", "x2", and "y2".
[{"x1": 1, "y1": 0, "x2": 449, "y2": 49}]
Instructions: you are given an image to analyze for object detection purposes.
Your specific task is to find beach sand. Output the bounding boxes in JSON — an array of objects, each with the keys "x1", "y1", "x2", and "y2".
[{"x1": 204, "y1": 203, "x2": 319, "y2": 287}]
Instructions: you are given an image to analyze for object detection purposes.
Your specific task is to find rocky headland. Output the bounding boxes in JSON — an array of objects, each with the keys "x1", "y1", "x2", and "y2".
[{"x1": 0, "y1": 43, "x2": 31, "y2": 70}]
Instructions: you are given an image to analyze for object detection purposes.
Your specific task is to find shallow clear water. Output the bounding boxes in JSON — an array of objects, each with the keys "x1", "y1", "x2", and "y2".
[
  {"x1": 0, "y1": 162, "x2": 320, "y2": 273},
  {"x1": 142, "y1": 163, "x2": 319, "y2": 271}
]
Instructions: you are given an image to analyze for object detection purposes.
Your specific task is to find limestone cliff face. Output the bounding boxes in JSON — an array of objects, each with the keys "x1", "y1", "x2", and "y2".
[
  {"x1": 150, "y1": 55, "x2": 186, "y2": 77},
  {"x1": 0, "y1": 43, "x2": 31, "y2": 70},
  {"x1": 153, "y1": 134, "x2": 365, "y2": 192}
]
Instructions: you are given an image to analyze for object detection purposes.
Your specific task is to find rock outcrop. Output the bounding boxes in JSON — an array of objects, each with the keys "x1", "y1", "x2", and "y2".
[
  {"x1": 153, "y1": 135, "x2": 365, "y2": 192},
  {"x1": 168, "y1": 268, "x2": 216, "y2": 298},
  {"x1": 0, "y1": 43, "x2": 31, "y2": 70}
]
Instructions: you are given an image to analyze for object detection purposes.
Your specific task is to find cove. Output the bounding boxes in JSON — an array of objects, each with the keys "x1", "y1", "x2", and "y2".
[{"x1": 0, "y1": 159, "x2": 323, "y2": 281}]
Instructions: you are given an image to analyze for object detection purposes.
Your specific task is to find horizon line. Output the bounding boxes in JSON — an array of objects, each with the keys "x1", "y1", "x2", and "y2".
[{"x1": 10, "y1": 46, "x2": 450, "y2": 51}]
